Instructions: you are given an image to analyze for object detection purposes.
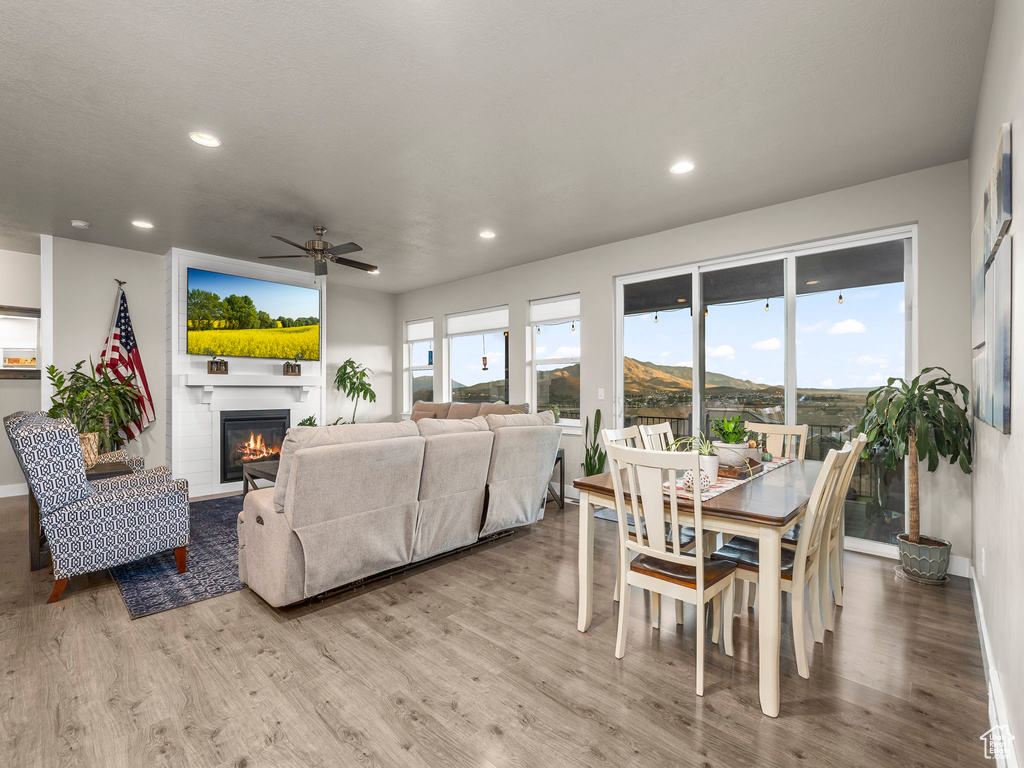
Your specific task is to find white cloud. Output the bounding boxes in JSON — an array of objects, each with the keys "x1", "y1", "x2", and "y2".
[
  {"x1": 828, "y1": 319, "x2": 867, "y2": 335},
  {"x1": 752, "y1": 337, "x2": 781, "y2": 351},
  {"x1": 821, "y1": 378, "x2": 834, "y2": 388},
  {"x1": 706, "y1": 344, "x2": 735, "y2": 359},
  {"x1": 555, "y1": 346, "x2": 580, "y2": 357},
  {"x1": 797, "y1": 321, "x2": 827, "y2": 333},
  {"x1": 673, "y1": 361, "x2": 693, "y2": 368},
  {"x1": 856, "y1": 354, "x2": 887, "y2": 367},
  {"x1": 535, "y1": 346, "x2": 546, "y2": 356}
]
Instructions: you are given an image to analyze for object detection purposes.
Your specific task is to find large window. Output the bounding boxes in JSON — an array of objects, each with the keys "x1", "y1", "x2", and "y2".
[
  {"x1": 446, "y1": 306, "x2": 509, "y2": 403},
  {"x1": 406, "y1": 319, "x2": 434, "y2": 407},
  {"x1": 617, "y1": 229, "x2": 912, "y2": 547},
  {"x1": 531, "y1": 294, "x2": 581, "y2": 424}
]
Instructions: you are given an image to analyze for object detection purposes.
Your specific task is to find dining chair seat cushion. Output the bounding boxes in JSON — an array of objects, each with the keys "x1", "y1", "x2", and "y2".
[
  {"x1": 781, "y1": 522, "x2": 802, "y2": 545},
  {"x1": 711, "y1": 537, "x2": 797, "y2": 580},
  {"x1": 629, "y1": 554, "x2": 735, "y2": 588}
]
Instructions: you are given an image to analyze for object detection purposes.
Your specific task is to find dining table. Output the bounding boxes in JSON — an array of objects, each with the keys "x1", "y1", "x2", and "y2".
[{"x1": 573, "y1": 458, "x2": 822, "y2": 717}]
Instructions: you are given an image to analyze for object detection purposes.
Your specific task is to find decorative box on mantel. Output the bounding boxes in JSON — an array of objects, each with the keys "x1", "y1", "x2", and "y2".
[
  {"x1": 184, "y1": 373, "x2": 321, "y2": 405},
  {"x1": 283, "y1": 360, "x2": 301, "y2": 376}
]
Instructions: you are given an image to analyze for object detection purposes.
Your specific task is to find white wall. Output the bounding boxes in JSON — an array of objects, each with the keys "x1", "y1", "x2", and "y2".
[
  {"x1": 325, "y1": 271, "x2": 396, "y2": 423},
  {"x1": 0, "y1": 249, "x2": 41, "y2": 491},
  {"x1": 969, "y1": 0, "x2": 1024, "y2": 755},
  {"x1": 51, "y1": 238, "x2": 168, "y2": 468},
  {"x1": 395, "y1": 161, "x2": 972, "y2": 539}
]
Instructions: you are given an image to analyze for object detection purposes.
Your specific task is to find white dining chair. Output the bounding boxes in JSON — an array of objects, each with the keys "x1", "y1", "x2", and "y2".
[
  {"x1": 745, "y1": 422, "x2": 809, "y2": 461},
  {"x1": 639, "y1": 422, "x2": 674, "y2": 451},
  {"x1": 608, "y1": 443, "x2": 737, "y2": 695},
  {"x1": 602, "y1": 425, "x2": 642, "y2": 449},
  {"x1": 820, "y1": 432, "x2": 868, "y2": 632},
  {"x1": 710, "y1": 443, "x2": 851, "y2": 678}
]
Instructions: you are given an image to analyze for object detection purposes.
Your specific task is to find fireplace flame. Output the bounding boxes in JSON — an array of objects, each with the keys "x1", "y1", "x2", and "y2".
[{"x1": 237, "y1": 431, "x2": 280, "y2": 463}]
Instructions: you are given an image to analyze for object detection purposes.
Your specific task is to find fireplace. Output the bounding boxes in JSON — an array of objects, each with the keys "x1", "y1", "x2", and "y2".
[{"x1": 220, "y1": 409, "x2": 290, "y2": 483}]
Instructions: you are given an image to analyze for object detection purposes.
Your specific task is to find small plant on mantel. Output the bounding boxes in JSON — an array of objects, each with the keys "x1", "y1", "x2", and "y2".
[{"x1": 857, "y1": 366, "x2": 972, "y2": 584}]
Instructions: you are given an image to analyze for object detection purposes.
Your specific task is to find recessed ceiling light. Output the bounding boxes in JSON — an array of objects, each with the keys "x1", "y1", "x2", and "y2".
[
  {"x1": 670, "y1": 160, "x2": 695, "y2": 175},
  {"x1": 189, "y1": 132, "x2": 221, "y2": 147},
  {"x1": 480, "y1": 230, "x2": 496, "y2": 239},
  {"x1": 70, "y1": 220, "x2": 90, "y2": 229},
  {"x1": 805, "y1": 280, "x2": 820, "y2": 285},
  {"x1": 132, "y1": 220, "x2": 154, "y2": 229},
  {"x1": 676, "y1": 298, "x2": 687, "y2": 303}
]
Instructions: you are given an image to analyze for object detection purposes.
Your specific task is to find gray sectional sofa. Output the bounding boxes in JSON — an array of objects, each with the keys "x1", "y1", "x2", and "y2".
[{"x1": 237, "y1": 412, "x2": 561, "y2": 607}]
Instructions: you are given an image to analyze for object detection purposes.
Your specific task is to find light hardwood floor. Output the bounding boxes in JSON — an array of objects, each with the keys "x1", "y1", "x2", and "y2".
[{"x1": 0, "y1": 494, "x2": 991, "y2": 767}]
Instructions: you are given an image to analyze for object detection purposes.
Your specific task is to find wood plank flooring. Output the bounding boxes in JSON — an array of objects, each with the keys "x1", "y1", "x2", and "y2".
[{"x1": 0, "y1": 494, "x2": 991, "y2": 767}]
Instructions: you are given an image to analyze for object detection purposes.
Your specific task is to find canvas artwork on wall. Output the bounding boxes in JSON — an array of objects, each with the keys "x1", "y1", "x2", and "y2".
[{"x1": 972, "y1": 123, "x2": 1013, "y2": 433}]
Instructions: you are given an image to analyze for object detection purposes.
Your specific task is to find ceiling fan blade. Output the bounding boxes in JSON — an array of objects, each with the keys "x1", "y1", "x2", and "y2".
[
  {"x1": 330, "y1": 255, "x2": 379, "y2": 273},
  {"x1": 328, "y1": 241, "x2": 363, "y2": 256},
  {"x1": 272, "y1": 235, "x2": 309, "y2": 251},
  {"x1": 314, "y1": 260, "x2": 328, "y2": 276},
  {"x1": 259, "y1": 254, "x2": 306, "y2": 259}
]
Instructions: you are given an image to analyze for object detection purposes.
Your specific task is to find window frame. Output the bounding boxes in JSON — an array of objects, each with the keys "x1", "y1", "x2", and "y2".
[
  {"x1": 405, "y1": 319, "x2": 434, "y2": 410},
  {"x1": 530, "y1": 294, "x2": 581, "y2": 427}
]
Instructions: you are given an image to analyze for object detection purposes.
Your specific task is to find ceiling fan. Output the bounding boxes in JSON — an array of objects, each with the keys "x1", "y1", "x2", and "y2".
[{"x1": 259, "y1": 226, "x2": 378, "y2": 277}]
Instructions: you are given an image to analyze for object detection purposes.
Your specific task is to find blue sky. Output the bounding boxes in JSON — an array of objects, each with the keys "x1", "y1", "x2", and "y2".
[
  {"x1": 623, "y1": 281, "x2": 905, "y2": 389},
  {"x1": 188, "y1": 268, "x2": 320, "y2": 319}
]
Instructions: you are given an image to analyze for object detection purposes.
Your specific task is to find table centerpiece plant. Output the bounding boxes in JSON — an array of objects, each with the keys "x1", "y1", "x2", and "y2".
[{"x1": 710, "y1": 415, "x2": 760, "y2": 467}]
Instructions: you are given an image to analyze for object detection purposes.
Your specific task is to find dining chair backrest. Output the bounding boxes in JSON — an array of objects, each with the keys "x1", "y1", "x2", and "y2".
[
  {"x1": 606, "y1": 444, "x2": 708, "y2": 589},
  {"x1": 826, "y1": 433, "x2": 868, "y2": 540},
  {"x1": 639, "y1": 422, "x2": 674, "y2": 451},
  {"x1": 792, "y1": 443, "x2": 851, "y2": 577},
  {"x1": 601, "y1": 425, "x2": 642, "y2": 450},
  {"x1": 745, "y1": 422, "x2": 809, "y2": 460}
]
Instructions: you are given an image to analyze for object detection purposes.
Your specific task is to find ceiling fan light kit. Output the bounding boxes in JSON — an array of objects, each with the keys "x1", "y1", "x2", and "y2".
[{"x1": 259, "y1": 225, "x2": 378, "y2": 276}]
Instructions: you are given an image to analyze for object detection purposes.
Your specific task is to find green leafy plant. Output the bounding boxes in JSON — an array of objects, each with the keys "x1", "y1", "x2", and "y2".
[
  {"x1": 856, "y1": 366, "x2": 972, "y2": 544},
  {"x1": 297, "y1": 415, "x2": 317, "y2": 427},
  {"x1": 711, "y1": 415, "x2": 748, "y2": 444},
  {"x1": 668, "y1": 430, "x2": 716, "y2": 455},
  {"x1": 46, "y1": 360, "x2": 144, "y2": 453},
  {"x1": 333, "y1": 358, "x2": 377, "y2": 423},
  {"x1": 582, "y1": 409, "x2": 607, "y2": 476}
]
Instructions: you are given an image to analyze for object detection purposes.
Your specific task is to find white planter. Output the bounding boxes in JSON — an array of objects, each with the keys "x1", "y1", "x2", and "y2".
[
  {"x1": 698, "y1": 453, "x2": 720, "y2": 480},
  {"x1": 712, "y1": 442, "x2": 756, "y2": 467}
]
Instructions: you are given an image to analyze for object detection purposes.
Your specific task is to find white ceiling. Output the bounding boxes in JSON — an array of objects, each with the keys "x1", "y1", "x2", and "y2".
[{"x1": 0, "y1": 0, "x2": 994, "y2": 293}]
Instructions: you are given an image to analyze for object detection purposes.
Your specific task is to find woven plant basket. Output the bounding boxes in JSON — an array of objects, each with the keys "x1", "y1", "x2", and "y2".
[{"x1": 79, "y1": 432, "x2": 100, "y2": 468}]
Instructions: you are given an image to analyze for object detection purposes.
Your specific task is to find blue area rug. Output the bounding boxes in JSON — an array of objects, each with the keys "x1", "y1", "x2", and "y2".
[{"x1": 110, "y1": 494, "x2": 244, "y2": 619}]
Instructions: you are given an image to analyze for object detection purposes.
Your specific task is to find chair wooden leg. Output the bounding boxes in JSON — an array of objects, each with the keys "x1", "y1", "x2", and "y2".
[
  {"x1": 711, "y1": 593, "x2": 721, "y2": 644},
  {"x1": 746, "y1": 582, "x2": 757, "y2": 608},
  {"x1": 614, "y1": 582, "x2": 631, "y2": 659},
  {"x1": 830, "y1": 543, "x2": 843, "y2": 608},
  {"x1": 47, "y1": 578, "x2": 69, "y2": 603},
  {"x1": 675, "y1": 598, "x2": 684, "y2": 625},
  {"x1": 723, "y1": 581, "x2": 735, "y2": 657},
  {"x1": 792, "y1": 587, "x2": 810, "y2": 679},
  {"x1": 695, "y1": 599, "x2": 706, "y2": 696},
  {"x1": 174, "y1": 546, "x2": 187, "y2": 574},
  {"x1": 651, "y1": 592, "x2": 661, "y2": 629},
  {"x1": 809, "y1": 572, "x2": 825, "y2": 643}
]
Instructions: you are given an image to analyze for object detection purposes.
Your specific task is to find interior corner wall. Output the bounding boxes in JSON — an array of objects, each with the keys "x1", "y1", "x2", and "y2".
[
  {"x1": 50, "y1": 237, "x2": 167, "y2": 468},
  {"x1": 324, "y1": 272, "x2": 396, "y2": 424},
  {"x1": 968, "y1": 0, "x2": 1024, "y2": 754},
  {"x1": 0, "y1": 249, "x2": 42, "y2": 490},
  {"x1": 393, "y1": 160, "x2": 972, "y2": 541}
]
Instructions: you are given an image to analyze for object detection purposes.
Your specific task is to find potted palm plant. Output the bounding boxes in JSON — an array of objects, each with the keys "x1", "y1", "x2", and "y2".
[
  {"x1": 46, "y1": 360, "x2": 144, "y2": 465},
  {"x1": 333, "y1": 358, "x2": 377, "y2": 423},
  {"x1": 857, "y1": 366, "x2": 972, "y2": 584}
]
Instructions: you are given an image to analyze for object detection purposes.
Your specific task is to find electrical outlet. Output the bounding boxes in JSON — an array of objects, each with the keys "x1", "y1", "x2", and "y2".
[{"x1": 598, "y1": 388, "x2": 605, "y2": 400}]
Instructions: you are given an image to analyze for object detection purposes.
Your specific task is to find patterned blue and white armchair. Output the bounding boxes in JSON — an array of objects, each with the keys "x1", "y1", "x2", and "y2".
[{"x1": 4, "y1": 412, "x2": 190, "y2": 602}]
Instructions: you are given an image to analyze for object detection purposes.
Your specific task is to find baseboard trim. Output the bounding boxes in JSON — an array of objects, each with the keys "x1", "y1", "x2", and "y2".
[
  {"x1": 0, "y1": 482, "x2": 27, "y2": 498},
  {"x1": 970, "y1": 566, "x2": 1020, "y2": 768},
  {"x1": 844, "y1": 538, "x2": 971, "y2": 578}
]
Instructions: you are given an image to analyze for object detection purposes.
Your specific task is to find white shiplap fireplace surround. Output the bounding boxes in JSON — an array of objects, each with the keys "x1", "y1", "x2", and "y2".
[{"x1": 166, "y1": 249, "x2": 325, "y2": 498}]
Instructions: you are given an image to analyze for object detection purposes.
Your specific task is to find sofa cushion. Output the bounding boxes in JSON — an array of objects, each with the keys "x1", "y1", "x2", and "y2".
[
  {"x1": 446, "y1": 403, "x2": 481, "y2": 419},
  {"x1": 417, "y1": 416, "x2": 488, "y2": 436},
  {"x1": 410, "y1": 402, "x2": 451, "y2": 422},
  {"x1": 484, "y1": 411, "x2": 556, "y2": 430},
  {"x1": 479, "y1": 402, "x2": 530, "y2": 416},
  {"x1": 273, "y1": 420, "x2": 419, "y2": 511}
]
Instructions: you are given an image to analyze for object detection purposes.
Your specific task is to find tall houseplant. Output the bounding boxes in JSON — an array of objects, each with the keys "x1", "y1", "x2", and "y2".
[
  {"x1": 857, "y1": 366, "x2": 972, "y2": 583},
  {"x1": 333, "y1": 358, "x2": 377, "y2": 423},
  {"x1": 46, "y1": 360, "x2": 144, "y2": 459}
]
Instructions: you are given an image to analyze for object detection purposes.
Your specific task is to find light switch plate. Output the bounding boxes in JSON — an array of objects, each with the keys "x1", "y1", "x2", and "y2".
[{"x1": 598, "y1": 388, "x2": 605, "y2": 400}]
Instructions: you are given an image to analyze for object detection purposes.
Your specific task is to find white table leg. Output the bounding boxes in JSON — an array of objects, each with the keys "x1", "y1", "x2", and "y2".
[
  {"x1": 758, "y1": 525, "x2": 782, "y2": 717},
  {"x1": 578, "y1": 491, "x2": 595, "y2": 632}
]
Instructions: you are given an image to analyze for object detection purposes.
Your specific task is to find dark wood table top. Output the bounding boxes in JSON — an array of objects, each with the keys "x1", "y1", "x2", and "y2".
[
  {"x1": 243, "y1": 459, "x2": 280, "y2": 482},
  {"x1": 86, "y1": 461, "x2": 133, "y2": 479},
  {"x1": 573, "y1": 459, "x2": 822, "y2": 526}
]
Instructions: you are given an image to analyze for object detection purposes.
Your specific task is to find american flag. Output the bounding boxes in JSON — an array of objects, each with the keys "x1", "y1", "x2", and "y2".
[{"x1": 99, "y1": 287, "x2": 154, "y2": 440}]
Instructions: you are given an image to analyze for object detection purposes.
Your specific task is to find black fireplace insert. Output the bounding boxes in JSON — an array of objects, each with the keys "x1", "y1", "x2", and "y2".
[{"x1": 220, "y1": 409, "x2": 290, "y2": 483}]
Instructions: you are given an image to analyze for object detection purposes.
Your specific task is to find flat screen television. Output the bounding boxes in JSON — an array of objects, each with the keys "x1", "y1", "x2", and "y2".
[{"x1": 186, "y1": 268, "x2": 320, "y2": 360}]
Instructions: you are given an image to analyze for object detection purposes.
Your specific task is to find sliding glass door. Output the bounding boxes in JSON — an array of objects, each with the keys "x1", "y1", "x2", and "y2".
[{"x1": 616, "y1": 229, "x2": 912, "y2": 547}]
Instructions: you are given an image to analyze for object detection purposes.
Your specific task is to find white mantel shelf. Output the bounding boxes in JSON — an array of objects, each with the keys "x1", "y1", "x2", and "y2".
[{"x1": 184, "y1": 373, "x2": 321, "y2": 404}]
